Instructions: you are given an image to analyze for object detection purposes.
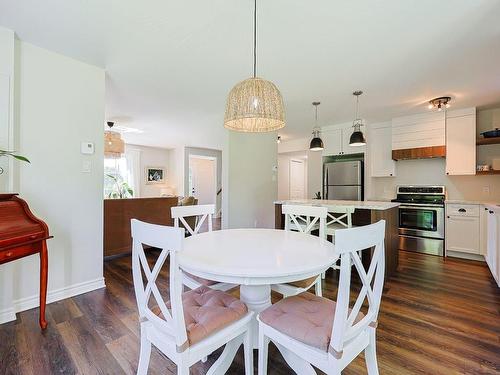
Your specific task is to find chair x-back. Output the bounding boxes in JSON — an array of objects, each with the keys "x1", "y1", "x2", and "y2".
[
  {"x1": 271, "y1": 204, "x2": 328, "y2": 298},
  {"x1": 131, "y1": 219, "x2": 253, "y2": 375},
  {"x1": 258, "y1": 220, "x2": 386, "y2": 375},
  {"x1": 171, "y1": 204, "x2": 235, "y2": 291},
  {"x1": 323, "y1": 206, "x2": 356, "y2": 277}
]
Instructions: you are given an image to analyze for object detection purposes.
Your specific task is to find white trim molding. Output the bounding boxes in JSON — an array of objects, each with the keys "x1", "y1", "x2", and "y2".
[{"x1": 0, "y1": 277, "x2": 106, "y2": 325}]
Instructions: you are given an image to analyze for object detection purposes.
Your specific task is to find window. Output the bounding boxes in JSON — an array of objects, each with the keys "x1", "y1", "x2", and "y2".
[{"x1": 104, "y1": 157, "x2": 132, "y2": 198}]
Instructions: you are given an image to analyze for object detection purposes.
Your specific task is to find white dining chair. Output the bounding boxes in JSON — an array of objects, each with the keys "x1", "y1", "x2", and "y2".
[
  {"x1": 325, "y1": 206, "x2": 355, "y2": 238},
  {"x1": 323, "y1": 206, "x2": 356, "y2": 277},
  {"x1": 171, "y1": 204, "x2": 236, "y2": 292},
  {"x1": 131, "y1": 219, "x2": 254, "y2": 375},
  {"x1": 258, "y1": 220, "x2": 386, "y2": 375},
  {"x1": 271, "y1": 204, "x2": 328, "y2": 298}
]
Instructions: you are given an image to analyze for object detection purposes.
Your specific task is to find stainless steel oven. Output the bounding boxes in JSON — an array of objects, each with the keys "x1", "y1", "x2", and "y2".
[
  {"x1": 398, "y1": 204, "x2": 445, "y2": 239},
  {"x1": 392, "y1": 186, "x2": 446, "y2": 256}
]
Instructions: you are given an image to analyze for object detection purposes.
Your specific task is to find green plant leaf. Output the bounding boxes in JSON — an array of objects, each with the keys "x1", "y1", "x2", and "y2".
[{"x1": 12, "y1": 154, "x2": 30, "y2": 163}]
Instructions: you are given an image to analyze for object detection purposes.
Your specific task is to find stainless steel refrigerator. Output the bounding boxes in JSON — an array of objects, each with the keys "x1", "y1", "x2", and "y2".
[{"x1": 323, "y1": 160, "x2": 363, "y2": 200}]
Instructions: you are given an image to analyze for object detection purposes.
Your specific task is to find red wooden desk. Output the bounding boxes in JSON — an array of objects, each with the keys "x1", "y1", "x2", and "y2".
[{"x1": 0, "y1": 193, "x2": 52, "y2": 329}]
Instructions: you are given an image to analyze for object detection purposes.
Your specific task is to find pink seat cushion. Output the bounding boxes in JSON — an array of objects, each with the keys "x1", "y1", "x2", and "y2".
[
  {"x1": 184, "y1": 272, "x2": 218, "y2": 286},
  {"x1": 259, "y1": 292, "x2": 364, "y2": 351},
  {"x1": 164, "y1": 286, "x2": 248, "y2": 346}
]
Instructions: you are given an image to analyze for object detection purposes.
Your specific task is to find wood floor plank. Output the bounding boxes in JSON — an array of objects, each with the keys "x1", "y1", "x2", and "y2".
[
  {"x1": 72, "y1": 289, "x2": 132, "y2": 344},
  {"x1": 16, "y1": 308, "x2": 77, "y2": 375},
  {"x1": 0, "y1": 321, "x2": 21, "y2": 375},
  {"x1": 57, "y1": 316, "x2": 126, "y2": 375}
]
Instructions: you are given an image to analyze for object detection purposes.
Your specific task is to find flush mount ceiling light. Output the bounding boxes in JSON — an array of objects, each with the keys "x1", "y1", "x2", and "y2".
[
  {"x1": 104, "y1": 121, "x2": 125, "y2": 158},
  {"x1": 223, "y1": 0, "x2": 285, "y2": 132},
  {"x1": 309, "y1": 102, "x2": 324, "y2": 151},
  {"x1": 428, "y1": 96, "x2": 451, "y2": 111},
  {"x1": 349, "y1": 91, "x2": 367, "y2": 147}
]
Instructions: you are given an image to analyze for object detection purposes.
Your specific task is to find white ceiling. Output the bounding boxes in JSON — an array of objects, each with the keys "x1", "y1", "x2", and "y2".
[{"x1": 1, "y1": 0, "x2": 500, "y2": 148}]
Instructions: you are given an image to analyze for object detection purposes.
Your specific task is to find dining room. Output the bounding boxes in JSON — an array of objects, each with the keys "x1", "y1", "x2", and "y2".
[{"x1": 1, "y1": 0, "x2": 500, "y2": 374}]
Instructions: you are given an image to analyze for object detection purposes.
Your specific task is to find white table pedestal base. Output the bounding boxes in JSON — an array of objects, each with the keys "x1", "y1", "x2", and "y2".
[{"x1": 239, "y1": 284, "x2": 271, "y2": 349}]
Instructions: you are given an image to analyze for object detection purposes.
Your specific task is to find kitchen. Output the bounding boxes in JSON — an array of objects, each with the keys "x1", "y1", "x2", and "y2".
[{"x1": 277, "y1": 100, "x2": 500, "y2": 286}]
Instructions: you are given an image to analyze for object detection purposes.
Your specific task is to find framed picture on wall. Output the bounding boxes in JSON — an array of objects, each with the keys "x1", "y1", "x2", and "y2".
[{"x1": 145, "y1": 167, "x2": 165, "y2": 184}]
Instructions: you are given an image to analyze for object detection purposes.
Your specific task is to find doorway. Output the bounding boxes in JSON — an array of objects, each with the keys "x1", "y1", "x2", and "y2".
[{"x1": 188, "y1": 155, "x2": 217, "y2": 205}]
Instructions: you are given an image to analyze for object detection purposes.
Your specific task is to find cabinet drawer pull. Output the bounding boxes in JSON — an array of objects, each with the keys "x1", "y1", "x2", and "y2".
[
  {"x1": 458, "y1": 208, "x2": 466, "y2": 213},
  {"x1": 490, "y1": 210, "x2": 494, "y2": 214},
  {"x1": 6, "y1": 251, "x2": 13, "y2": 257}
]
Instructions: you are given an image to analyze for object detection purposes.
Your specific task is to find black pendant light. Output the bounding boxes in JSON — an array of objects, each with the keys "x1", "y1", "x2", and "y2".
[
  {"x1": 309, "y1": 102, "x2": 324, "y2": 151},
  {"x1": 349, "y1": 91, "x2": 366, "y2": 147}
]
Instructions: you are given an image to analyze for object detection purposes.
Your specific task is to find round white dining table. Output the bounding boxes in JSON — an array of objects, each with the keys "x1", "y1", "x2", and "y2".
[{"x1": 178, "y1": 228, "x2": 338, "y2": 348}]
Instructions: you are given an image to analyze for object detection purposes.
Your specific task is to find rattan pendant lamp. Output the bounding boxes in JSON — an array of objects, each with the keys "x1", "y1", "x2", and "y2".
[
  {"x1": 104, "y1": 122, "x2": 125, "y2": 158},
  {"x1": 224, "y1": 0, "x2": 285, "y2": 132}
]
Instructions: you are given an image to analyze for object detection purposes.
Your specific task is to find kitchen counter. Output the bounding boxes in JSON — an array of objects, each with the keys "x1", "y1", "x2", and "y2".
[
  {"x1": 274, "y1": 199, "x2": 399, "y2": 210},
  {"x1": 445, "y1": 199, "x2": 500, "y2": 206},
  {"x1": 274, "y1": 200, "x2": 400, "y2": 277}
]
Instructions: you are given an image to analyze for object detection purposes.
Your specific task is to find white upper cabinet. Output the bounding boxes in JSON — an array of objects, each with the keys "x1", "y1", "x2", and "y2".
[
  {"x1": 369, "y1": 123, "x2": 395, "y2": 177},
  {"x1": 445, "y1": 108, "x2": 476, "y2": 176},
  {"x1": 322, "y1": 123, "x2": 366, "y2": 156},
  {"x1": 392, "y1": 112, "x2": 445, "y2": 150},
  {"x1": 321, "y1": 128, "x2": 342, "y2": 156}
]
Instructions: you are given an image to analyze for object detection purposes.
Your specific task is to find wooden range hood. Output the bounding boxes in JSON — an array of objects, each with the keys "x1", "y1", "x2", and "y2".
[{"x1": 392, "y1": 146, "x2": 446, "y2": 161}]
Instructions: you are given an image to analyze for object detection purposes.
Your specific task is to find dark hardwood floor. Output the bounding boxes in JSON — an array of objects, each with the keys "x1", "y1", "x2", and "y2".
[{"x1": 1, "y1": 233, "x2": 499, "y2": 374}]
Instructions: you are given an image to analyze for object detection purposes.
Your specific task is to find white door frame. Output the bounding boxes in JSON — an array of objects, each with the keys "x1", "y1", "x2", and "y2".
[{"x1": 188, "y1": 154, "x2": 218, "y2": 210}]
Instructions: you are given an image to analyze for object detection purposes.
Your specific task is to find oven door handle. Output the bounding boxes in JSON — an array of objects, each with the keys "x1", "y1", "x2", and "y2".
[{"x1": 399, "y1": 204, "x2": 444, "y2": 210}]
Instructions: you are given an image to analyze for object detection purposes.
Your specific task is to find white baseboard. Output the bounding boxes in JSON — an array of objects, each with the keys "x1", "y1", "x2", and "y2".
[
  {"x1": 446, "y1": 251, "x2": 485, "y2": 262},
  {"x1": 0, "y1": 308, "x2": 15, "y2": 325},
  {"x1": 0, "y1": 277, "x2": 106, "y2": 325}
]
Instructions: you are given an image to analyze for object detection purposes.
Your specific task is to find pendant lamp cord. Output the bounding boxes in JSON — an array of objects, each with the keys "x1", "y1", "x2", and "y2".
[
  {"x1": 253, "y1": 0, "x2": 257, "y2": 78},
  {"x1": 355, "y1": 95, "x2": 359, "y2": 119}
]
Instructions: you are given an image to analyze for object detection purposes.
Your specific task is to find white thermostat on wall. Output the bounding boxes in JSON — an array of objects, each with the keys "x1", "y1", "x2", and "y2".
[{"x1": 81, "y1": 142, "x2": 94, "y2": 155}]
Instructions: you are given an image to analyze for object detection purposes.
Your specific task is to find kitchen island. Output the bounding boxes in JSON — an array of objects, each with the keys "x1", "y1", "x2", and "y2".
[{"x1": 274, "y1": 199, "x2": 400, "y2": 277}]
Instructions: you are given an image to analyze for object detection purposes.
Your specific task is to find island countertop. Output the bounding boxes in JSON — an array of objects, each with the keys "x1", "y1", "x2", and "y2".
[{"x1": 274, "y1": 199, "x2": 399, "y2": 211}]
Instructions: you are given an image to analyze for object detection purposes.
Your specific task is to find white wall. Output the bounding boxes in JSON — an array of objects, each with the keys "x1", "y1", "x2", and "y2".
[
  {"x1": 0, "y1": 36, "x2": 105, "y2": 323},
  {"x1": 0, "y1": 27, "x2": 15, "y2": 192},
  {"x1": 125, "y1": 143, "x2": 171, "y2": 197},
  {"x1": 168, "y1": 146, "x2": 185, "y2": 196},
  {"x1": 223, "y1": 131, "x2": 277, "y2": 229}
]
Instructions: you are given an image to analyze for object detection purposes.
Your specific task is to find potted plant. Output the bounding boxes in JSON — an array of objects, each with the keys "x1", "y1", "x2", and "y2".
[
  {"x1": 0, "y1": 149, "x2": 30, "y2": 174},
  {"x1": 105, "y1": 174, "x2": 134, "y2": 199}
]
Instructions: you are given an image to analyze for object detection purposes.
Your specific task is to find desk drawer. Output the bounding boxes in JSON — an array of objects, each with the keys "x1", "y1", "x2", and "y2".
[
  {"x1": 0, "y1": 231, "x2": 45, "y2": 249},
  {"x1": 0, "y1": 244, "x2": 38, "y2": 264}
]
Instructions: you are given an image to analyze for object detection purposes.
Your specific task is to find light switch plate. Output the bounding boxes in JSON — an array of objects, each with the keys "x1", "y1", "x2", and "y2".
[
  {"x1": 82, "y1": 160, "x2": 92, "y2": 173},
  {"x1": 81, "y1": 142, "x2": 94, "y2": 155}
]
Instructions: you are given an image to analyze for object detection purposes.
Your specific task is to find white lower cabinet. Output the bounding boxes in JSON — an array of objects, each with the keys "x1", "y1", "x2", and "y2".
[
  {"x1": 446, "y1": 204, "x2": 480, "y2": 255},
  {"x1": 485, "y1": 206, "x2": 500, "y2": 286}
]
